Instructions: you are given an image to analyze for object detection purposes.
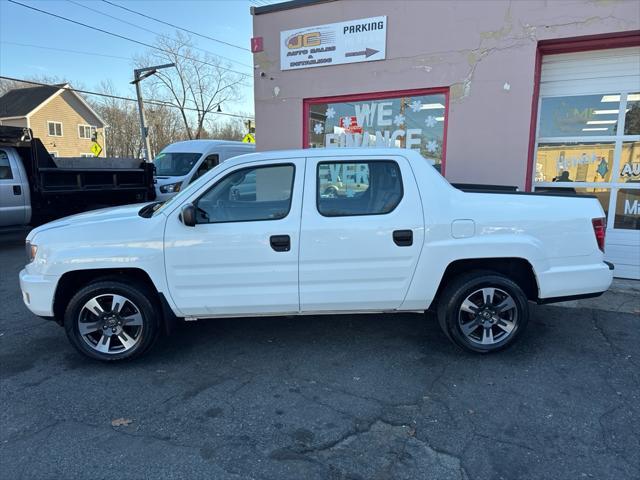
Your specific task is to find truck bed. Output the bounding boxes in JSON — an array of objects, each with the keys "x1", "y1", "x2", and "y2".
[{"x1": 0, "y1": 126, "x2": 155, "y2": 224}]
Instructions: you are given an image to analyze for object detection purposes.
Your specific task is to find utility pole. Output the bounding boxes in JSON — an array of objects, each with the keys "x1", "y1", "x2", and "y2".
[{"x1": 130, "y1": 63, "x2": 175, "y2": 162}]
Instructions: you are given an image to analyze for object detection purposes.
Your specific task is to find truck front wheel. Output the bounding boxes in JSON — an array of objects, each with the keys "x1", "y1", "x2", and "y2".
[
  {"x1": 437, "y1": 271, "x2": 529, "y2": 353},
  {"x1": 63, "y1": 279, "x2": 160, "y2": 361}
]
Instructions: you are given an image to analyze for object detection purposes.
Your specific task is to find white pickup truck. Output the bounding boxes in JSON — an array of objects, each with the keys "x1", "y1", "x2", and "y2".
[{"x1": 19, "y1": 148, "x2": 614, "y2": 361}]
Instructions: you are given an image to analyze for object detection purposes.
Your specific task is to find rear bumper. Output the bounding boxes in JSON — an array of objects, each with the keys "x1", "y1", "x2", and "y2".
[
  {"x1": 536, "y1": 261, "x2": 614, "y2": 303},
  {"x1": 19, "y1": 269, "x2": 57, "y2": 317}
]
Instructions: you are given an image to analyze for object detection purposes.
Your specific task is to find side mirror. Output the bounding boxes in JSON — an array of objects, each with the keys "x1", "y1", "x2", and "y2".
[{"x1": 180, "y1": 204, "x2": 196, "y2": 227}]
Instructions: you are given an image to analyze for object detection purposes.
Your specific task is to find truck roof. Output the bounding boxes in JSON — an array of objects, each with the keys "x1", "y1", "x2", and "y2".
[
  {"x1": 225, "y1": 147, "x2": 427, "y2": 167},
  {"x1": 162, "y1": 139, "x2": 255, "y2": 154}
]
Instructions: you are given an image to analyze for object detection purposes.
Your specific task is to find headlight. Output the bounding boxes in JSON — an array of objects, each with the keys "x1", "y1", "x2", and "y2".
[
  {"x1": 159, "y1": 182, "x2": 182, "y2": 193},
  {"x1": 26, "y1": 241, "x2": 38, "y2": 263}
]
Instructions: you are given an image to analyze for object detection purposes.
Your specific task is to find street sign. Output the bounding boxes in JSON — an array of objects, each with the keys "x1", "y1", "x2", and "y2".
[
  {"x1": 242, "y1": 133, "x2": 255, "y2": 144},
  {"x1": 280, "y1": 16, "x2": 386, "y2": 71},
  {"x1": 91, "y1": 142, "x2": 103, "y2": 157}
]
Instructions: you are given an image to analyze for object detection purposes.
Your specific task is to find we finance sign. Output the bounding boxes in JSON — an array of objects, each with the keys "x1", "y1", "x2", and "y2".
[{"x1": 280, "y1": 16, "x2": 386, "y2": 71}]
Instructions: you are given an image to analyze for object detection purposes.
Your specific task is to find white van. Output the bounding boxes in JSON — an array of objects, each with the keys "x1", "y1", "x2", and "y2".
[{"x1": 153, "y1": 140, "x2": 255, "y2": 201}]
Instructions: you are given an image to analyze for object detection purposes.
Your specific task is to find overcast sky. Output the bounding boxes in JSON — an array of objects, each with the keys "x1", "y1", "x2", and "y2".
[{"x1": 0, "y1": 0, "x2": 258, "y2": 119}]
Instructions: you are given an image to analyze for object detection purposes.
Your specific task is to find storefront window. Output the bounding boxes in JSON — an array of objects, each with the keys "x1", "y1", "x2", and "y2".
[
  {"x1": 535, "y1": 186, "x2": 611, "y2": 217},
  {"x1": 618, "y1": 141, "x2": 640, "y2": 182},
  {"x1": 539, "y1": 94, "x2": 621, "y2": 137},
  {"x1": 624, "y1": 93, "x2": 640, "y2": 135},
  {"x1": 614, "y1": 189, "x2": 640, "y2": 230},
  {"x1": 305, "y1": 90, "x2": 448, "y2": 169},
  {"x1": 536, "y1": 142, "x2": 615, "y2": 183},
  {"x1": 535, "y1": 91, "x2": 640, "y2": 235}
]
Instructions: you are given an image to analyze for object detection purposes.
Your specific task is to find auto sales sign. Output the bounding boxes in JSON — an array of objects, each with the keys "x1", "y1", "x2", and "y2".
[{"x1": 280, "y1": 16, "x2": 387, "y2": 71}]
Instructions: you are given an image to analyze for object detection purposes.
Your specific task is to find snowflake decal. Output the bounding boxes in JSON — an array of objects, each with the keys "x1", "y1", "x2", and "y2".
[
  {"x1": 426, "y1": 140, "x2": 439, "y2": 153},
  {"x1": 425, "y1": 116, "x2": 437, "y2": 128},
  {"x1": 409, "y1": 100, "x2": 422, "y2": 112},
  {"x1": 326, "y1": 107, "x2": 336, "y2": 119},
  {"x1": 313, "y1": 123, "x2": 324, "y2": 135},
  {"x1": 393, "y1": 114, "x2": 405, "y2": 127}
]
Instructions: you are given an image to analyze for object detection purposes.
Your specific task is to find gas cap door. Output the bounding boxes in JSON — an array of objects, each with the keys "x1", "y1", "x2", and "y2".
[{"x1": 451, "y1": 219, "x2": 475, "y2": 239}]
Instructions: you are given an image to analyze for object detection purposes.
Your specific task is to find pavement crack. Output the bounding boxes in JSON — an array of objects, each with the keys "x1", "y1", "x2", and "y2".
[
  {"x1": 592, "y1": 309, "x2": 616, "y2": 354},
  {"x1": 473, "y1": 431, "x2": 538, "y2": 454}
]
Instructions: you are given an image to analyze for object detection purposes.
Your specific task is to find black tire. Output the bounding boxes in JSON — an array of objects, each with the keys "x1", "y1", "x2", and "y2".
[
  {"x1": 437, "y1": 270, "x2": 529, "y2": 353},
  {"x1": 64, "y1": 279, "x2": 161, "y2": 361}
]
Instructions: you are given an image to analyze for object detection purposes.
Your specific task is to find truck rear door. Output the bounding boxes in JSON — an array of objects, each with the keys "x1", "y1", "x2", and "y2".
[
  {"x1": 299, "y1": 155, "x2": 425, "y2": 312},
  {"x1": 0, "y1": 148, "x2": 27, "y2": 227}
]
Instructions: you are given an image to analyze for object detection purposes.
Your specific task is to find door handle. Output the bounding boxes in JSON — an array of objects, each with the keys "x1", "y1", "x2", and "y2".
[
  {"x1": 270, "y1": 235, "x2": 291, "y2": 252},
  {"x1": 13, "y1": 185, "x2": 22, "y2": 195},
  {"x1": 393, "y1": 229, "x2": 413, "y2": 247}
]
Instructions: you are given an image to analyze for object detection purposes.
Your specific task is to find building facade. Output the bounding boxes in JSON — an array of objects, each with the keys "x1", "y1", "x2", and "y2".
[
  {"x1": 0, "y1": 84, "x2": 106, "y2": 158},
  {"x1": 251, "y1": 0, "x2": 640, "y2": 279}
]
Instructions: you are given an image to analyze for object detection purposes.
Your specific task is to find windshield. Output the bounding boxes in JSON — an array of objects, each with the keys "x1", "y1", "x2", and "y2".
[{"x1": 153, "y1": 152, "x2": 202, "y2": 176}]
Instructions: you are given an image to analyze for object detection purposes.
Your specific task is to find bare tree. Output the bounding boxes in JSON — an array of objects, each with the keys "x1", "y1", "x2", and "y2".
[
  {"x1": 91, "y1": 81, "x2": 141, "y2": 158},
  {"x1": 136, "y1": 32, "x2": 245, "y2": 140},
  {"x1": 92, "y1": 81, "x2": 190, "y2": 158},
  {"x1": 208, "y1": 117, "x2": 246, "y2": 141},
  {"x1": 146, "y1": 105, "x2": 187, "y2": 157}
]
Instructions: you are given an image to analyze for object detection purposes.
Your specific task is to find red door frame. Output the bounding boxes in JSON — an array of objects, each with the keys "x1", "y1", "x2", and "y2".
[
  {"x1": 302, "y1": 86, "x2": 450, "y2": 175},
  {"x1": 525, "y1": 30, "x2": 640, "y2": 191}
]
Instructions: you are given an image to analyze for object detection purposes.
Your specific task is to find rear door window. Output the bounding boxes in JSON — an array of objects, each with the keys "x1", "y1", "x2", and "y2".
[{"x1": 316, "y1": 161, "x2": 403, "y2": 216}]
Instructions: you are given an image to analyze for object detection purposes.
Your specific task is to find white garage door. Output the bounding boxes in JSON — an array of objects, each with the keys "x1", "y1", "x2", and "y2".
[{"x1": 533, "y1": 46, "x2": 640, "y2": 280}]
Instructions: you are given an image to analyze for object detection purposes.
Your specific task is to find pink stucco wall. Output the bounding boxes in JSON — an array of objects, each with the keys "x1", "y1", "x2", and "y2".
[{"x1": 252, "y1": 0, "x2": 640, "y2": 189}]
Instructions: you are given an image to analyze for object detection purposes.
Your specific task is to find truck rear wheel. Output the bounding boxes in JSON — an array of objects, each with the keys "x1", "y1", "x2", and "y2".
[
  {"x1": 437, "y1": 271, "x2": 529, "y2": 353},
  {"x1": 63, "y1": 279, "x2": 160, "y2": 361}
]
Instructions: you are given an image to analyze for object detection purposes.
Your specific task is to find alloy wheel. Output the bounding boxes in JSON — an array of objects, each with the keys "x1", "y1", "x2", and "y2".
[
  {"x1": 77, "y1": 294, "x2": 144, "y2": 355},
  {"x1": 458, "y1": 287, "x2": 518, "y2": 346}
]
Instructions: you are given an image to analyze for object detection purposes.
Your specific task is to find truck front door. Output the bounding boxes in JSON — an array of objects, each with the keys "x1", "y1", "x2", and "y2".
[
  {"x1": 299, "y1": 155, "x2": 425, "y2": 312},
  {"x1": 0, "y1": 149, "x2": 27, "y2": 227},
  {"x1": 163, "y1": 159, "x2": 304, "y2": 317}
]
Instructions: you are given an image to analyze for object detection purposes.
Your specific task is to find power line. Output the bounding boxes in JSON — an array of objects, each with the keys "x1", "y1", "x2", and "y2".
[
  {"x1": 1, "y1": 41, "x2": 131, "y2": 61},
  {"x1": 101, "y1": 0, "x2": 250, "y2": 52},
  {"x1": 1, "y1": 40, "x2": 253, "y2": 89},
  {"x1": 0, "y1": 76, "x2": 254, "y2": 120},
  {"x1": 1, "y1": 41, "x2": 253, "y2": 90},
  {"x1": 65, "y1": 0, "x2": 253, "y2": 70},
  {"x1": 6, "y1": 0, "x2": 254, "y2": 84}
]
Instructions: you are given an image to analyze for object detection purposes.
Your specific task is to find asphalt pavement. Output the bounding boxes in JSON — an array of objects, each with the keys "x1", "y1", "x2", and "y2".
[{"x1": 1, "y1": 231, "x2": 639, "y2": 480}]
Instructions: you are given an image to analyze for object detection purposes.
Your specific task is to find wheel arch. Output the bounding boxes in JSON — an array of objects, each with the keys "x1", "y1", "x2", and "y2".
[
  {"x1": 53, "y1": 268, "x2": 178, "y2": 333},
  {"x1": 433, "y1": 257, "x2": 540, "y2": 307}
]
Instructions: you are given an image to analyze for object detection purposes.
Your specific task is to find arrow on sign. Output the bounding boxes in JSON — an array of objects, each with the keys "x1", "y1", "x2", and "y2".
[{"x1": 345, "y1": 48, "x2": 379, "y2": 58}]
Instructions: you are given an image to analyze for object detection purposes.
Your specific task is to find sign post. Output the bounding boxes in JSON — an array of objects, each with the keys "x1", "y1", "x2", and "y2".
[{"x1": 130, "y1": 63, "x2": 175, "y2": 162}]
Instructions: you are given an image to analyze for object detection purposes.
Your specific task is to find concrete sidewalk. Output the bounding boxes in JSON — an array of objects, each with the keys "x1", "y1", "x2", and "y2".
[{"x1": 554, "y1": 278, "x2": 640, "y2": 314}]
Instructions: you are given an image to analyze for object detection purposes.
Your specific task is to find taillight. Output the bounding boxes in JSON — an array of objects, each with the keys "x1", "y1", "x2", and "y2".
[{"x1": 592, "y1": 218, "x2": 606, "y2": 253}]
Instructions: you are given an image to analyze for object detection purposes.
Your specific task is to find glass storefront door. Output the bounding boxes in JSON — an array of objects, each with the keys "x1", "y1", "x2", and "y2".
[{"x1": 533, "y1": 91, "x2": 640, "y2": 278}]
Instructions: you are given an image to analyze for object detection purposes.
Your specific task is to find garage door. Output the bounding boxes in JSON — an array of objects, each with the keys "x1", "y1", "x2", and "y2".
[{"x1": 533, "y1": 46, "x2": 640, "y2": 280}]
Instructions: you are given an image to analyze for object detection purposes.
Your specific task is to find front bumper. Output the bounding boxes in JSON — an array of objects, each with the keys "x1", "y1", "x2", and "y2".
[{"x1": 19, "y1": 269, "x2": 57, "y2": 317}]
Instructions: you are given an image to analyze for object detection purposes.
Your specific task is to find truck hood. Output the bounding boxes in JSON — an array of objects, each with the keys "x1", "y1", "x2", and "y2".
[{"x1": 27, "y1": 203, "x2": 149, "y2": 241}]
